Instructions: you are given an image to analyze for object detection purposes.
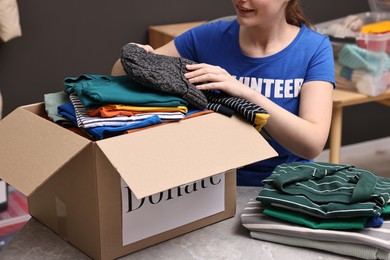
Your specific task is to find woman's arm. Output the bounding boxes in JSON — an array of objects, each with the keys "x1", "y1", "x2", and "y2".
[
  {"x1": 111, "y1": 40, "x2": 180, "y2": 76},
  {"x1": 184, "y1": 63, "x2": 333, "y2": 160},
  {"x1": 254, "y1": 81, "x2": 333, "y2": 160},
  {"x1": 111, "y1": 41, "x2": 333, "y2": 160}
]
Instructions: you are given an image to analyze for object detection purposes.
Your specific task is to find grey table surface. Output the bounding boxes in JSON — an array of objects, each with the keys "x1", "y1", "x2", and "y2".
[{"x1": 0, "y1": 187, "x2": 354, "y2": 260}]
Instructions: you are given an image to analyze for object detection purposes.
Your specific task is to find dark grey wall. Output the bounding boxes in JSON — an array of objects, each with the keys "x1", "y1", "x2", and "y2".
[
  {"x1": 1, "y1": 0, "x2": 387, "y2": 145},
  {"x1": 0, "y1": 0, "x2": 235, "y2": 117}
]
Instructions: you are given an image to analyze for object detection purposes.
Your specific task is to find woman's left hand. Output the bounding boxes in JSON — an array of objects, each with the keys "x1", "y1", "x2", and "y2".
[{"x1": 184, "y1": 63, "x2": 248, "y2": 99}]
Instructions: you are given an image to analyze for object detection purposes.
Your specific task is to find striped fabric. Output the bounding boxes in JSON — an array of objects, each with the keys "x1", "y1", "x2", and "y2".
[
  {"x1": 242, "y1": 200, "x2": 390, "y2": 250},
  {"x1": 257, "y1": 162, "x2": 390, "y2": 218},
  {"x1": 204, "y1": 90, "x2": 269, "y2": 131},
  {"x1": 69, "y1": 93, "x2": 184, "y2": 128},
  {"x1": 240, "y1": 199, "x2": 390, "y2": 259},
  {"x1": 250, "y1": 231, "x2": 390, "y2": 260},
  {"x1": 205, "y1": 102, "x2": 234, "y2": 118},
  {"x1": 241, "y1": 200, "x2": 390, "y2": 259}
]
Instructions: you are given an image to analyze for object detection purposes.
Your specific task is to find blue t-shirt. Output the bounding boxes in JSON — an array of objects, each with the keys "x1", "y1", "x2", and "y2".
[{"x1": 174, "y1": 19, "x2": 335, "y2": 186}]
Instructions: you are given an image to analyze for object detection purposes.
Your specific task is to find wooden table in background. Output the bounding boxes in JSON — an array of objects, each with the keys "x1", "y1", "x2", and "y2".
[
  {"x1": 148, "y1": 21, "x2": 390, "y2": 164},
  {"x1": 149, "y1": 21, "x2": 206, "y2": 49},
  {"x1": 330, "y1": 89, "x2": 390, "y2": 163}
]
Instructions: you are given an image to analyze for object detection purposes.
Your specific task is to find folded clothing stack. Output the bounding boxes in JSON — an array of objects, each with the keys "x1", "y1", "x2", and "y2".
[{"x1": 241, "y1": 162, "x2": 390, "y2": 259}]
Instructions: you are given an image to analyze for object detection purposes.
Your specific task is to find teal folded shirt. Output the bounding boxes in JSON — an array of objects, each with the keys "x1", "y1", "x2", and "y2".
[
  {"x1": 64, "y1": 74, "x2": 188, "y2": 109},
  {"x1": 263, "y1": 205, "x2": 369, "y2": 230}
]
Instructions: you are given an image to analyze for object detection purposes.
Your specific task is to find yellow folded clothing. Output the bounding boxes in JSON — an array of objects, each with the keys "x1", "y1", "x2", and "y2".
[
  {"x1": 361, "y1": 20, "x2": 390, "y2": 34},
  {"x1": 254, "y1": 113, "x2": 270, "y2": 131}
]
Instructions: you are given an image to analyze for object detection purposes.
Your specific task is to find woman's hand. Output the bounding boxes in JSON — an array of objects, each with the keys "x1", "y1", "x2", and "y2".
[{"x1": 184, "y1": 63, "x2": 250, "y2": 99}]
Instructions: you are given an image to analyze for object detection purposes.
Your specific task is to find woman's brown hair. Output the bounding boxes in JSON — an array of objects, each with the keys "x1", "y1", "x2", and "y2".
[{"x1": 286, "y1": 0, "x2": 312, "y2": 28}]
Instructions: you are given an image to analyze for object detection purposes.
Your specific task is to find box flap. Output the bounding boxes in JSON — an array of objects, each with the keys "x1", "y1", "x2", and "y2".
[
  {"x1": 97, "y1": 113, "x2": 277, "y2": 199},
  {"x1": 0, "y1": 106, "x2": 90, "y2": 196}
]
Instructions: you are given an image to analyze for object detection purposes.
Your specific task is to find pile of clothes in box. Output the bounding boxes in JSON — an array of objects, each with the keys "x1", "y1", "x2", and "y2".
[{"x1": 44, "y1": 43, "x2": 269, "y2": 140}]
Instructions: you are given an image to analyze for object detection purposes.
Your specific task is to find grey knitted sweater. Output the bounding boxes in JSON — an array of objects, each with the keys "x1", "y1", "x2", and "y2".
[{"x1": 120, "y1": 43, "x2": 208, "y2": 109}]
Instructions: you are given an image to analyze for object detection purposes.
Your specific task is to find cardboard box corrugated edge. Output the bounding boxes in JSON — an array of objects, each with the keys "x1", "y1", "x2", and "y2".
[{"x1": 0, "y1": 102, "x2": 277, "y2": 259}]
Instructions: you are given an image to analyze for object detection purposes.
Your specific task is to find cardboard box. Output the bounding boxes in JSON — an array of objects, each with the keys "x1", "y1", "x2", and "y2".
[{"x1": 0, "y1": 103, "x2": 277, "y2": 259}]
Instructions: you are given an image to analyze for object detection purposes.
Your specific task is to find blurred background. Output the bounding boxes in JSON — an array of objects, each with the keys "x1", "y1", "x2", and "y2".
[{"x1": 1, "y1": 0, "x2": 387, "y2": 147}]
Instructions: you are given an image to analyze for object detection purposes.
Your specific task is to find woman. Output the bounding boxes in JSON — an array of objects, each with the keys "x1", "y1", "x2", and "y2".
[{"x1": 111, "y1": 0, "x2": 335, "y2": 186}]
